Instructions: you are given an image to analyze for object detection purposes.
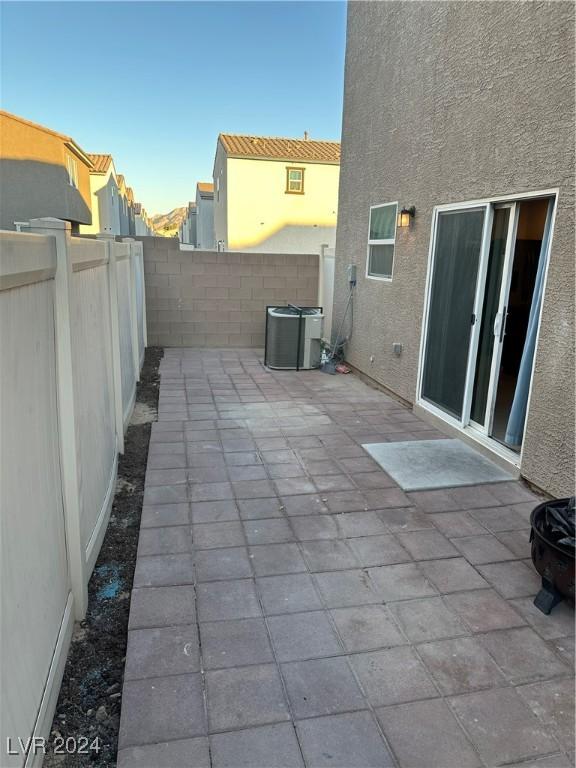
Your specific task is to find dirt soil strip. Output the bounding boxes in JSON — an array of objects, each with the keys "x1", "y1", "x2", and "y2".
[{"x1": 44, "y1": 347, "x2": 163, "y2": 767}]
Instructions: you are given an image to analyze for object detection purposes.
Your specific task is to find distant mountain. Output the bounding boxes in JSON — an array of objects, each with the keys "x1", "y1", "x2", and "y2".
[{"x1": 150, "y1": 207, "x2": 186, "y2": 237}]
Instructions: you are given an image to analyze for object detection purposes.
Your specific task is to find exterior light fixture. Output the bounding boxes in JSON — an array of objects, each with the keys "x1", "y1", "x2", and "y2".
[{"x1": 397, "y1": 206, "x2": 416, "y2": 228}]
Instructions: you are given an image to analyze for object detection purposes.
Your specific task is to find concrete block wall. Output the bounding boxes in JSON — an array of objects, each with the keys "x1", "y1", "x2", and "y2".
[{"x1": 139, "y1": 236, "x2": 319, "y2": 347}]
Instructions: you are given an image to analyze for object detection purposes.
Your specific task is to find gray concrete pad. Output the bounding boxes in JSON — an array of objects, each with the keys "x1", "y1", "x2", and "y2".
[
  {"x1": 205, "y1": 664, "x2": 290, "y2": 731},
  {"x1": 119, "y1": 674, "x2": 206, "y2": 747},
  {"x1": 200, "y1": 618, "x2": 274, "y2": 669},
  {"x1": 267, "y1": 611, "x2": 343, "y2": 662},
  {"x1": 363, "y1": 438, "x2": 514, "y2": 490},
  {"x1": 282, "y1": 657, "x2": 366, "y2": 719},
  {"x1": 350, "y1": 647, "x2": 438, "y2": 706},
  {"x1": 124, "y1": 624, "x2": 200, "y2": 680},
  {"x1": 330, "y1": 605, "x2": 406, "y2": 652},
  {"x1": 211, "y1": 723, "x2": 304, "y2": 768},
  {"x1": 117, "y1": 737, "x2": 210, "y2": 768},
  {"x1": 449, "y1": 687, "x2": 559, "y2": 765},
  {"x1": 296, "y1": 712, "x2": 395, "y2": 767},
  {"x1": 377, "y1": 699, "x2": 481, "y2": 768}
]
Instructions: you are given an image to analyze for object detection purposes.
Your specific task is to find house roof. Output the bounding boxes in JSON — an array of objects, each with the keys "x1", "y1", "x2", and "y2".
[
  {"x1": 0, "y1": 109, "x2": 94, "y2": 168},
  {"x1": 197, "y1": 182, "x2": 214, "y2": 199},
  {"x1": 126, "y1": 187, "x2": 134, "y2": 202},
  {"x1": 218, "y1": 133, "x2": 340, "y2": 165},
  {"x1": 87, "y1": 153, "x2": 113, "y2": 174}
]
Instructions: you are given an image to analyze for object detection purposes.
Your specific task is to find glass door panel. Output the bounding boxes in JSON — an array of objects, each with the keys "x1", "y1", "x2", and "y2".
[
  {"x1": 421, "y1": 208, "x2": 486, "y2": 420},
  {"x1": 470, "y1": 207, "x2": 511, "y2": 426}
]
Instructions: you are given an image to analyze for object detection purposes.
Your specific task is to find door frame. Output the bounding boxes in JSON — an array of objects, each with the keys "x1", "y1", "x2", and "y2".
[
  {"x1": 469, "y1": 201, "x2": 519, "y2": 437},
  {"x1": 416, "y1": 188, "x2": 559, "y2": 467}
]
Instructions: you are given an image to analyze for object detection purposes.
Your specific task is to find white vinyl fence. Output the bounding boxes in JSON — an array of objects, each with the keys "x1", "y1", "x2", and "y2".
[
  {"x1": 319, "y1": 244, "x2": 335, "y2": 342},
  {"x1": 0, "y1": 219, "x2": 146, "y2": 767}
]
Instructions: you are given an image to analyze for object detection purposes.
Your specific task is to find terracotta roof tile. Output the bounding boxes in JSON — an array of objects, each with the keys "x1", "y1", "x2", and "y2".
[
  {"x1": 197, "y1": 182, "x2": 214, "y2": 193},
  {"x1": 87, "y1": 153, "x2": 112, "y2": 174},
  {"x1": 219, "y1": 133, "x2": 340, "y2": 164}
]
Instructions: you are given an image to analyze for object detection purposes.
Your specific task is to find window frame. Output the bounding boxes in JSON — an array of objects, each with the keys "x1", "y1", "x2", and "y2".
[
  {"x1": 66, "y1": 155, "x2": 78, "y2": 188},
  {"x1": 366, "y1": 201, "x2": 398, "y2": 282},
  {"x1": 285, "y1": 166, "x2": 305, "y2": 195}
]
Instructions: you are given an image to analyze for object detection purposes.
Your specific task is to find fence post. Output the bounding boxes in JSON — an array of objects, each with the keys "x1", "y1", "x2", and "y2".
[
  {"x1": 318, "y1": 244, "x2": 327, "y2": 311},
  {"x1": 98, "y1": 234, "x2": 125, "y2": 453},
  {"x1": 122, "y1": 238, "x2": 141, "y2": 381},
  {"x1": 28, "y1": 217, "x2": 88, "y2": 619},
  {"x1": 138, "y1": 241, "x2": 148, "y2": 349}
]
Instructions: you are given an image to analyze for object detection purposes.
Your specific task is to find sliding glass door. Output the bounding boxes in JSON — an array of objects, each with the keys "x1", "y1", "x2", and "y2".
[
  {"x1": 421, "y1": 207, "x2": 487, "y2": 421},
  {"x1": 470, "y1": 204, "x2": 516, "y2": 431},
  {"x1": 420, "y1": 194, "x2": 554, "y2": 455}
]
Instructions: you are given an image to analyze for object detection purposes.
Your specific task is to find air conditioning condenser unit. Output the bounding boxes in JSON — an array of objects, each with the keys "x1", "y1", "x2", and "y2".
[{"x1": 264, "y1": 305, "x2": 323, "y2": 370}]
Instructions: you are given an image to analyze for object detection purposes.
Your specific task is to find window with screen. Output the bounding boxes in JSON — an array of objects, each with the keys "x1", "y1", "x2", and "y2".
[
  {"x1": 367, "y1": 202, "x2": 398, "y2": 280},
  {"x1": 286, "y1": 167, "x2": 304, "y2": 194}
]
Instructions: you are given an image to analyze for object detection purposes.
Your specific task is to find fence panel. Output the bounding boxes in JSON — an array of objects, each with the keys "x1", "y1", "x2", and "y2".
[
  {"x1": 0, "y1": 232, "x2": 73, "y2": 767},
  {"x1": 1, "y1": 222, "x2": 146, "y2": 767},
  {"x1": 115, "y1": 244, "x2": 137, "y2": 426},
  {"x1": 70, "y1": 237, "x2": 118, "y2": 572}
]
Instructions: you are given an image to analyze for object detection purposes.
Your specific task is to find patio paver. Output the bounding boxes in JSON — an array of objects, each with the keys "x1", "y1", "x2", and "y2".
[{"x1": 119, "y1": 348, "x2": 574, "y2": 767}]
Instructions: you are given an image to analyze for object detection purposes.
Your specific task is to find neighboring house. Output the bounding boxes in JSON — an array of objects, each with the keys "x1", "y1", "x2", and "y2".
[
  {"x1": 213, "y1": 133, "x2": 340, "y2": 253},
  {"x1": 179, "y1": 201, "x2": 197, "y2": 245},
  {"x1": 117, "y1": 175, "x2": 130, "y2": 235},
  {"x1": 79, "y1": 153, "x2": 121, "y2": 235},
  {"x1": 0, "y1": 110, "x2": 93, "y2": 231},
  {"x1": 134, "y1": 203, "x2": 153, "y2": 236},
  {"x1": 126, "y1": 187, "x2": 136, "y2": 236},
  {"x1": 333, "y1": 1, "x2": 575, "y2": 497},
  {"x1": 195, "y1": 182, "x2": 215, "y2": 249},
  {"x1": 79, "y1": 154, "x2": 150, "y2": 236}
]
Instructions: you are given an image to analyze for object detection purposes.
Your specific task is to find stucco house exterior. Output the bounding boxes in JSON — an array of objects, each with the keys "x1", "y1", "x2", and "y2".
[
  {"x1": 213, "y1": 133, "x2": 340, "y2": 253},
  {"x1": 79, "y1": 153, "x2": 121, "y2": 235},
  {"x1": 79, "y1": 154, "x2": 149, "y2": 236},
  {"x1": 134, "y1": 203, "x2": 153, "y2": 236},
  {"x1": 117, "y1": 175, "x2": 133, "y2": 236},
  {"x1": 179, "y1": 201, "x2": 197, "y2": 245},
  {"x1": 195, "y1": 182, "x2": 215, "y2": 249},
  {"x1": 0, "y1": 110, "x2": 93, "y2": 232},
  {"x1": 126, "y1": 186, "x2": 136, "y2": 236},
  {"x1": 333, "y1": 1, "x2": 575, "y2": 498}
]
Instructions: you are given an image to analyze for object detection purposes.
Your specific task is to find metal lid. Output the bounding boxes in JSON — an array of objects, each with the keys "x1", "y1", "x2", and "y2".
[{"x1": 268, "y1": 306, "x2": 322, "y2": 317}]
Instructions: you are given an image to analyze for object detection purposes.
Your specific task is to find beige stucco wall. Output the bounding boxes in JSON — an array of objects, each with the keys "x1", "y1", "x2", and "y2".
[
  {"x1": 213, "y1": 142, "x2": 228, "y2": 248},
  {"x1": 140, "y1": 236, "x2": 319, "y2": 347},
  {"x1": 334, "y1": 1, "x2": 575, "y2": 496},
  {"x1": 220, "y1": 156, "x2": 339, "y2": 254},
  {"x1": 0, "y1": 112, "x2": 92, "y2": 230},
  {"x1": 196, "y1": 189, "x2": 215, "y2": 249},
  {"x1": 80, "y1": 167, "x2": 122, "y2": 235}
]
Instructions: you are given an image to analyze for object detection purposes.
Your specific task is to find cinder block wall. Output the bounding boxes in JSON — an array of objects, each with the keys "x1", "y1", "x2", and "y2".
[{"x1": 139, "y1": 237, "x2": 319, "y2": 347}]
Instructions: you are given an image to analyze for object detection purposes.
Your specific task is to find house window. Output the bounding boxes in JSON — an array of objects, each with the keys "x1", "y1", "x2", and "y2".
[
  {"x1": 66, "y1": 155, "x2": 78, "y2": 188},
  {"x1": 286, "y1": 167, "x2": 305, "y2": 194},
  {"x1": 367, "y1": 202, "x2": 398, "y2": 280}
]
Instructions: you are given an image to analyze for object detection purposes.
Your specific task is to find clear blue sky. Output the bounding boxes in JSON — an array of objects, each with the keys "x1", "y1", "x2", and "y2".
[{"x1": 1, "y1": 1, "x2": 346, "y2": 214}]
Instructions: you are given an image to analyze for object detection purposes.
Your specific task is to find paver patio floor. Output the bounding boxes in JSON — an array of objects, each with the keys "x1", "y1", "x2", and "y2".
[{"x1": 118, "y1": 348, "x2": 575, "y2": 768}]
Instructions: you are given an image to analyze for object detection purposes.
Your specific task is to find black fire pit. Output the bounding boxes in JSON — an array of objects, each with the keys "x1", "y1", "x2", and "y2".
[{"x1": 530, "y1": 497, "x2": 575, "y2": 614}]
